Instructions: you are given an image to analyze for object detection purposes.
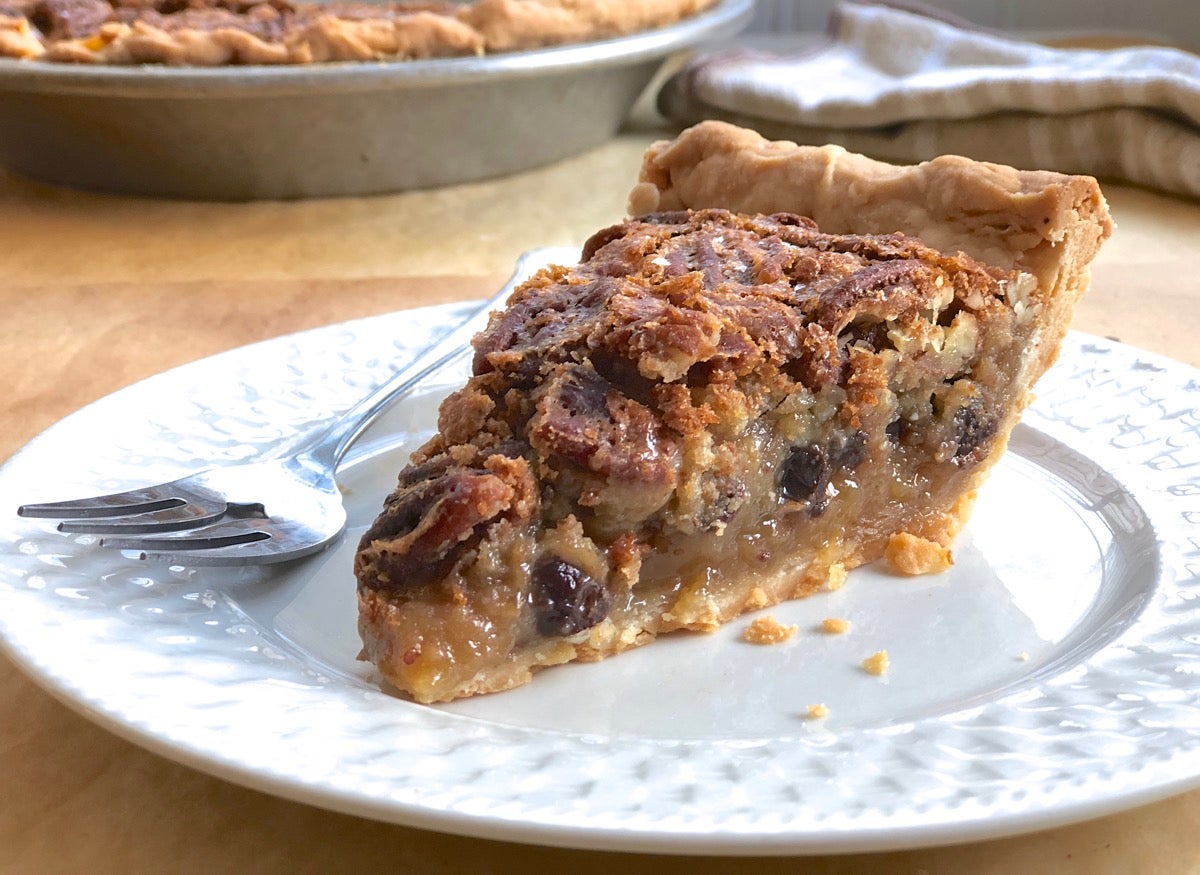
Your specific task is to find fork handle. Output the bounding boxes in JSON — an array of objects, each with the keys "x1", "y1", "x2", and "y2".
[{"x1": 289, "y1": 246, "x2": 579, "y2": 475}]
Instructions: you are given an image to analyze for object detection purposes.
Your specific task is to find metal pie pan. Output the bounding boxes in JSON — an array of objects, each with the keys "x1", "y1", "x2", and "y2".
[{"x1": 0, "y1": 0, "x2": 750, "y2": 200}]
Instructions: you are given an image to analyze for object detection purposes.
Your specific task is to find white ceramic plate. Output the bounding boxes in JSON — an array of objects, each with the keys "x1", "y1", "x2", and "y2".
[{"x1": 1, "y1": 306, "x2": 1198, "y2": 855}]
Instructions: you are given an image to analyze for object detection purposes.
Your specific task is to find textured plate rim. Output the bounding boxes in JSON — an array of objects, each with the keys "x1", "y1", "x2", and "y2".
[{"x1": 1, "y1": 306, "x2": 1198, "y2": 856}]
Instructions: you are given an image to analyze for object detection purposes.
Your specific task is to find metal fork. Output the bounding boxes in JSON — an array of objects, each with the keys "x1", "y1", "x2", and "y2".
[{"x1": 16, "y1": 247, "x2": 576, "y2": 567}]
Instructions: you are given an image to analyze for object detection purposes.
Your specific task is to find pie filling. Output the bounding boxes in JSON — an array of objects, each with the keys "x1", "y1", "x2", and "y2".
[{"x1": 355, "y1": 208, "x2": 1047, "y2": 703}]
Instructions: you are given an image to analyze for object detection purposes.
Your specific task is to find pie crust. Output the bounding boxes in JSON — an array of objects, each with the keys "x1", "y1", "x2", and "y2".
[
  {"x1": 355, "y1": 123, "x2": 1112, "y2": 703},
  {"x1": 0, "y1": 0, "x2": 717, "y2": 64}
]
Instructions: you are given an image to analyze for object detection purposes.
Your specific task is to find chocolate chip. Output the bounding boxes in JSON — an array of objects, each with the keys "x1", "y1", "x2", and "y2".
[
  {"x1": 780, "y1": 431, "x2": 867, "y2": 514},
  {"x1": 886, "y1": 417, "x2": 903, "y2": 443},
  {"x1": 532, "y1": 557, "x2": 610, "y2": 637},
  {"x1": 779, "y1": 444, "x2": 831, "y2": 506},
  {"x1": 953, "y1": 397, "x2": 996, "y2": 463}
]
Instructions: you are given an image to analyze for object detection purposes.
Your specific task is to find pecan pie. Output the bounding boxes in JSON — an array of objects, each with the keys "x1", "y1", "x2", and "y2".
[
  {"x1": 0, "y1": 0, "x2": 716, "y2": 64},
  {"x1": 356, "y1": 124, "x2": 1112, "y2": 703}
]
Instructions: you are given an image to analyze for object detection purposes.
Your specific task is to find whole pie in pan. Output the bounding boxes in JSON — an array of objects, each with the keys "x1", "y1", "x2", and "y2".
[
  {"x1": 0, "y1": 0, "x2": 717, "y2": 64},
  {"x1": 355, "y1": 121, "x2": 1113, "y2": 703}
]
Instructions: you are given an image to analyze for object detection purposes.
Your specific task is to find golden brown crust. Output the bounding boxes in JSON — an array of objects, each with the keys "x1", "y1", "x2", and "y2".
[
  {"x1": 1, "y1": 0, "x2": 717, "y2": 64},
  {"x1": 458, "y1": 0, "x2": 714, "y2": 52},
  {"x1": 630, "y1": 121, "x2": 1113, "y2": 275}
]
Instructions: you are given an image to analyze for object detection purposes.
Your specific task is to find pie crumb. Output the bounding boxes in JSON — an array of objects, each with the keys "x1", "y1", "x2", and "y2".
[
  {"x1": 1018, "y1": 652, "x2": 1030, "y2": 661},
  {"x1": 743, "y1": 615, "x2": 798, "y2": 645},
  {"x1": 821, "y1": 617, "x2": 850, "y2": 634},
  {"x1": 884, "y1": 532, "x2": 953, "y2": 575},
  {"x1": 861, "y1": 650, "x2": 890, "y2": 676},
  {"x1": 806, "y1": 703, "x2": 829, "y2": 719},
  {"x1": 825, "y1": 562, "x2": 848, "y2": 591}
]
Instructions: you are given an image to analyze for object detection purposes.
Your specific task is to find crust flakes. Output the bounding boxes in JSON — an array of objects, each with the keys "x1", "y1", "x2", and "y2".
[
  {"x1": 742, "y1": 615, "x2": 798, "y2": 645},
  {"x1": 861, "y1": 650, "x2": 891, "y2": 676}
]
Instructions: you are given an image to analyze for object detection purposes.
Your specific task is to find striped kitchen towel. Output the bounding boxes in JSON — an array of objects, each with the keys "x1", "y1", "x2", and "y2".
[{"x1": 657, "y1": 0, "x2": 1200, "y2": 198}]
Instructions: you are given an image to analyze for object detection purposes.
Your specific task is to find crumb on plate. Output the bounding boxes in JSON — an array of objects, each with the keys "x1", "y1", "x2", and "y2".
[
  {"x1": 861, "y1": 650, "x2": 890, "y2": 676},
  {"x1": 806, "y1": 703, "x2": 829, "y2": 719},
  {"x1": 743, "y1": 615, "x2": 798, "y2": 645},
  {"x1": 821, "y1": 617, "x2": 850, "y2": 634}
]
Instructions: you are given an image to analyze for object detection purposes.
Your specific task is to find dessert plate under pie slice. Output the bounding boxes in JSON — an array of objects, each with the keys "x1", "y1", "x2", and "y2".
[{"x1": 1, "y1": 301, "x2": 1198, "y2": 853}]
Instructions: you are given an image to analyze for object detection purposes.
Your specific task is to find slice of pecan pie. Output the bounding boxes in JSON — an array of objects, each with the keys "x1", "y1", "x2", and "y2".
[{"x1": 355, "y1": 125, "x2": 1112, "y2": 703}]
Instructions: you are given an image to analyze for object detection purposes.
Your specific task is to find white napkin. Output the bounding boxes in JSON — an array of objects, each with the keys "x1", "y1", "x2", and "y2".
[{"x1": 657, "y1": 0, "x2": 1200, "y2": 198}]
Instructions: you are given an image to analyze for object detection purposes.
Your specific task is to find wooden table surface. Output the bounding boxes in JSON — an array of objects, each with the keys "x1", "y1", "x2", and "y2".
[{"x1": 2, "y1": 123, "x2": 1199, "y2": 874}]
